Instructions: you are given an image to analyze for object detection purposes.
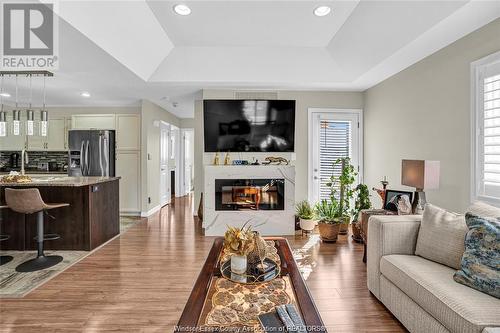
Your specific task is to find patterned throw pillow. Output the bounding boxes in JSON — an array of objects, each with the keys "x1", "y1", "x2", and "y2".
[{"x1": 453, "y1": 213, "x2": 500, "y2": 299}]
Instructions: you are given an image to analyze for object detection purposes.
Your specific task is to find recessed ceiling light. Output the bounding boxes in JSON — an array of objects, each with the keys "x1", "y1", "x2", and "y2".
[
  {"x1": 80, "y1": 91, "x2": 91, "y2": 98},
  {"x1": 173, "y1": 4, "x2": 191, "y2": 16},
  {"x1": 0, "y1": 92, "x2": 11, "y2": 98},
  {"x1": 314, "y1": 6, "x2": 331, "y2": 17}
]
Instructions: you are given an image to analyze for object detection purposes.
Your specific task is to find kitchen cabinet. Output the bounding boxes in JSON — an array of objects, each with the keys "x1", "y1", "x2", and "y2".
[
  {"x1": 0, "y1": 115, "x2": 25, "y2": 150},
  {"x1": 26, "y1": 117, "x2": 67, "y2": 151},
  {"x1": 116, "y1": 150, "x2": 140, "y2": 214},
  {"x1": 116, "y1": 114, "x2": 140, "y2": 150},
  {"x1": 72, "y1": 114, "x2": 116, "y2": 130}
]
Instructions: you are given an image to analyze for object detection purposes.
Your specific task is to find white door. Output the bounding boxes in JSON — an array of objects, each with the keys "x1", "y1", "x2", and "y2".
[
  {"x1": 160, "y1": 124, "x2": 170, "y2": 206},
  {"x1": 309, "y1": 110, "x2": 362, "y2": 203},
  {"x1": 184, "y1": 130, "x2": 194, "y2": 193}
]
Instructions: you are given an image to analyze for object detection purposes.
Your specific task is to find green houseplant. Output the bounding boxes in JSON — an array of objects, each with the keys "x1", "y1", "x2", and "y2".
[
  {"x1": 351, "y1": 184, "x2": 372, "y2": 242},
  {"x1": 296, "y1": 200, "x2": 315, "y2": 234},
  {"x1": 326, "y1": 158, "x2": 357, "y2": 235},
  {"x1": 314, "y1": 199, "x2": 342, "y2": 242}
]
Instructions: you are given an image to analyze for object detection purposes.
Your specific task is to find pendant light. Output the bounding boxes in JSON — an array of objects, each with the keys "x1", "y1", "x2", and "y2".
[
  {"x1": 40, "y1": 75, "x2": 48, "y2": 137},
  {"x1": 26, "y1": 75, "x2": 34, "y2": 136},
  {"x1": 0, "y1": 76, "x2": 6, "y2": 137},
  {"x1": 12, "y1": 75, "x2": 20, "y2": 136}
]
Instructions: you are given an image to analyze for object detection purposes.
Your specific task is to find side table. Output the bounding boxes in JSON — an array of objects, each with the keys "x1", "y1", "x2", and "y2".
[{"x1": 360, "y1": 209, "x2": 397, "y2": 263}]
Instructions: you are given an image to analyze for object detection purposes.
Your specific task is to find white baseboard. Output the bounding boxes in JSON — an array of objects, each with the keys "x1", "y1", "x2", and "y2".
[{"x1": 140, "y1": 204, "x2": 162, "y2": 217}]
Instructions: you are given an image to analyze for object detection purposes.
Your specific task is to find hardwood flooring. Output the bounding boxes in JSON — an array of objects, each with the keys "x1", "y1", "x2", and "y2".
[{"x1": 0, "y1": 195, "x2": 406, "y2": 332}]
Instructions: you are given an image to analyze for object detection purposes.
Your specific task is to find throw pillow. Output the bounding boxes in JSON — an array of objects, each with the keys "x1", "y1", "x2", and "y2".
[
  {"x1": 415, "y1": 204, "x2": 467, "y2": 270},
  {"x1": 453, "y1": 213, "x2": 500, "y2": 299}
]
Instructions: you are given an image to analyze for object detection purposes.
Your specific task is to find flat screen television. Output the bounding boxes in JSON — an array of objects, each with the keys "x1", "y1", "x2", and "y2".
[{"x1": 203, "y1": 99, "x2": 295, "y2": 152}]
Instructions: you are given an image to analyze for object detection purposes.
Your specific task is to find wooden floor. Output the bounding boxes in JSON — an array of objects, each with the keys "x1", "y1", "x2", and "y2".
[{"x1": 0, "y1": 195, "x2": 406, "y2": 332}]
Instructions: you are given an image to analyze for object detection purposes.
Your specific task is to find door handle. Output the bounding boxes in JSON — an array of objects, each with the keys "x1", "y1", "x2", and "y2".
[
  {"x1": 80, "y1": 141, "x2": 85, "y2": 175},
  {"x1": 85, "y1": 140, "x2": 90, "y2": 176}
]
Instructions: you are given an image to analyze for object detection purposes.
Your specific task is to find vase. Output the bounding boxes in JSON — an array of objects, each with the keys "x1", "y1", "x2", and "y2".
[{"x1": 231, "y1": 254, "x2": 247, "y2": 274}]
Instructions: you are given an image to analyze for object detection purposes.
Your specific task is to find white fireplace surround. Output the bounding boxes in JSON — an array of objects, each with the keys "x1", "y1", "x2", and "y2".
[{"x1": 203, "y1": 165, "x2": 296, "y2": 236}]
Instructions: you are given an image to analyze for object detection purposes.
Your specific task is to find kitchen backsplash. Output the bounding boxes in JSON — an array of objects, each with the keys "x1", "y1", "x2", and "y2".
[{"x1": 0, "y1": 151, "x2": 68, "y2": 170}]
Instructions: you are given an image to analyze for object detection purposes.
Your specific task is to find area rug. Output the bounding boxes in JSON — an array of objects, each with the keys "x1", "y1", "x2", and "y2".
[{"x1": 0, "y1": 215, "x2": 142, "y2": 298}]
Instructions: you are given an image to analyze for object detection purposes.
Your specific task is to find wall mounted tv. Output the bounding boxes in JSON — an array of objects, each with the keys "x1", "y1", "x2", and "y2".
[{"x1": 203, "y1": 99, "x2": 296, "y2": 153}]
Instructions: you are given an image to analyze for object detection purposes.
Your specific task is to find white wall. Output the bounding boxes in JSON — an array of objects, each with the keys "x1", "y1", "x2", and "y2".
[
  {"x1": 364, "y1": 18, "x2": 500, "y2": 212},
  {"x1": 193, "y1": 89, "x2": 364, "y2": 212}
]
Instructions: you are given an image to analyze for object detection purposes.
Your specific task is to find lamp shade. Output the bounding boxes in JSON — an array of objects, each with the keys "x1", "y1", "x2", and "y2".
[{"x1": 401, "y1": 160, "x2": 440, "y2": 190}]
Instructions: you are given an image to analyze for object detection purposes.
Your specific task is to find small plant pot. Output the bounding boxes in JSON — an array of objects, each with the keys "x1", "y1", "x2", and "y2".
[
  {"x1": 338, "y1": 216, "x2": 350, "y2": 235},
  {"x1": 351, "y1": 221, "x2": 363, "y2": 243},
  {"x1": 299, "y1": 218, "x2": 316, "y2": 233},
  {"x1": 318, "y1": 222, "x2": 340, "y2": 242},
  {"x1": 231, "y1": 254, "x2": 247, "y2": 274}
]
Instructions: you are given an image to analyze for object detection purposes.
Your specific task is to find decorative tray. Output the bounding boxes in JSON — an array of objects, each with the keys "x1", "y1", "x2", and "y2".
[{"x1": 220, "y1": 258, "x2": 280, "y2": 284}]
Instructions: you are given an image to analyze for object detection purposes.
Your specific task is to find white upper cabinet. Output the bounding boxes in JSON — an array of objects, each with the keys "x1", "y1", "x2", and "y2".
[
  {"x1": 116, "y1": 114, "x2": 140, "y2": 150},
  {"x1": 46, "y1": 118, "x2": 67, "y2": 151},
  {"x1": 0, "y1": 115, "x2": 25, "y2": 151},
  {"x1": 72, "y1": 114, "x2": 116, "y2": 130}
]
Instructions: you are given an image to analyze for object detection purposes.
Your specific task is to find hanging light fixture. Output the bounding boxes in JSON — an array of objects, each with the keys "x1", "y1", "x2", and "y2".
[
  {"x1": 0, "y1": 75, "x2": 6, "y2": 137},
  {"x1": 12, "y1": 75, "x2": 20, "y2": 136},
  {"x1": 26, "y1": 75, "x2": 34, "y2": 136},
  {"x1": 40, "y1": 75, "x2": 48, "y2": 137}
]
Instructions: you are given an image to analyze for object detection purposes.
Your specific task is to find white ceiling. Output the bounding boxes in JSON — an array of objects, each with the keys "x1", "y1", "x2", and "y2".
[{"x1": 1, "y1": 0, "x2": 499, "y2": 118}]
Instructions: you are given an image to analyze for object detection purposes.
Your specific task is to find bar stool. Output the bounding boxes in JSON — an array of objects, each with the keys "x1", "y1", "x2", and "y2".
[
  {"x1": 0, "y1": 205, "x2": 13, "y2": 266},
  {"x1": 5, "y1": 188, "x2": 69, "y2": 272}
]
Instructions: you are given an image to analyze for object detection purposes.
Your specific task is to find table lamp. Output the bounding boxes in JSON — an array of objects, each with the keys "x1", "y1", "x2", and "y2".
[{"x1": 401, "y1": 160, "x2": 440, "y2": 214}]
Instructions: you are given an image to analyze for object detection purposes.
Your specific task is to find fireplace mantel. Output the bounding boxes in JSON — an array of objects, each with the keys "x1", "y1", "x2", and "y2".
[{"x1": 203, "y1": 165, "x2": 295, "y2": 236}]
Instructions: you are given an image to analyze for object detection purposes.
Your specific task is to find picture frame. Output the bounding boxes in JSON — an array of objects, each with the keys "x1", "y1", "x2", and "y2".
[{"x1": 383, "y1": 189, "x2": 414, "y2": 212}]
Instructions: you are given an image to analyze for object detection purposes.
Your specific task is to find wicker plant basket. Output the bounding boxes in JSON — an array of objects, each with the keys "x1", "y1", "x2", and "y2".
[
  {"x1": 351, "y1": 221, "x2": 363, "y2": 243},
  {"x1": 318, "y1": 222, "x2": 340, "y2": 242}
]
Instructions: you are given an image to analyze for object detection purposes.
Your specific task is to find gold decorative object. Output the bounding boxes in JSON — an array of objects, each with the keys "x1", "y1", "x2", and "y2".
[
  {"x1": 261, "y1": 156, "x2": 289, "y2": 165},
  {"x1": 224, "y1": 152, "x2": 231, "y2": 165},
  {"x1": 223, "y1": 223, "x2": 255, "y2": 256},
  {"x1": 213, "y1": 152, "x2": 220, "y2": 165}
]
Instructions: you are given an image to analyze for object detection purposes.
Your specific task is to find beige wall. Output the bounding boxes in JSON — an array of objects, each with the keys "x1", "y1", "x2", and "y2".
[
  {"x1": 364, "y1": 18, "x2": 500, "y2": 212},
  {"x1": 193, "y1": 89, "x2": 364, "y2": 212},
  {"x1": 140, "y1": 100, "x2": 183, "y2": 212}
]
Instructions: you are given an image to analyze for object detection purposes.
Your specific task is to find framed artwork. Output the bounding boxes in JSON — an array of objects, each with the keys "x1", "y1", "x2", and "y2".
[{"x1": 383, "y1": 189, "x2": 413, "y2": 213}]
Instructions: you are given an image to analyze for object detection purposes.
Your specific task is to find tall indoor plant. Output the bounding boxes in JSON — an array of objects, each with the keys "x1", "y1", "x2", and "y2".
[
  {"x1": 351, "y1": 184, "x2": 371, "y2": 242},
  {"x1": 326, "y1": 158, "x2": 357, "y2": 235}
]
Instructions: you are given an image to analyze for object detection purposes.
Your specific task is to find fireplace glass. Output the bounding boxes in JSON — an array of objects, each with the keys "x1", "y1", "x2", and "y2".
[{"x1": 215, "y1": 179, "x2": 285, "y2": 211}]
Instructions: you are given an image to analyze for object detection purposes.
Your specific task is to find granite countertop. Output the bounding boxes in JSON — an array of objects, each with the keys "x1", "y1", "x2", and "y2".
[
  {"x1": 0, "y1": 171, "x2": 68, "y2": 175},
  {"x1": 0, "y1": 176, "x2": 120, "y2": 187}
]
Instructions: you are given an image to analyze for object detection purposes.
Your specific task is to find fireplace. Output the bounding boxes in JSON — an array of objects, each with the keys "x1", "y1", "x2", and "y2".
[{"x1": 215, "y1": 179, "x2": 285, "y2": 211}]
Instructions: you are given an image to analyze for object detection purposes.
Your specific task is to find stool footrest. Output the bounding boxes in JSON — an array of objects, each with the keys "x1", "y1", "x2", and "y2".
[{"x1": 34, "y1": 233, "x2": 60, "y2": 241}]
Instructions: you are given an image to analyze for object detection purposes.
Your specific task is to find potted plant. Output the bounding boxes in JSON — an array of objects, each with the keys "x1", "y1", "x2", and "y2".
[
  {"x1": 351, "y1": 184, "x2": 371, "y2": 242},
  {"x1": 326, "y1": 158, "x2": 357, "y2": 235},
  {"x1": 296, "y1": 200, "x2": 315, "y2": 234},
  {"x1": 223, "y1": 223, "x2": 255, "y2": 274},
  {"x1": 314, "y1": 199, "x2": 343, "y2": 242}
]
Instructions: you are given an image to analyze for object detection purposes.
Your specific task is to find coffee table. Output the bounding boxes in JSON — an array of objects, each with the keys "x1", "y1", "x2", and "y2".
[{"x1": 176, "y1": 237, "x2": 326, "y2": 332}]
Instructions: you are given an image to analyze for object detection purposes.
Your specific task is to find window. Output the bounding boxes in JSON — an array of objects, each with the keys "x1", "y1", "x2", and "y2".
[{"x1": 472, "y1": 51, "x2": 500, "y2": 205}]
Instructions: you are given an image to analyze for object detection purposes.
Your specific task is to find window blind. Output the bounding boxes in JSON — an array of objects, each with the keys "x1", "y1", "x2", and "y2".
[
  {"x1": 318, "y1": 120, "x2": 351, "y2": 201},
  {"x1": 483, "y1": 73, "x2": 500, "y2": 195}
]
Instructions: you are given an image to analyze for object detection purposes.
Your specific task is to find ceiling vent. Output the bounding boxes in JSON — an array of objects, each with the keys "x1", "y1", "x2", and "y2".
[{"x1": 234, "y1": 91, "x2": 278, "y2": 100}]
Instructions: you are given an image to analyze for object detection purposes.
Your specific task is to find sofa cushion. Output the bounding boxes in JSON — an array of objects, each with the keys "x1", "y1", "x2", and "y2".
[
  {"x1": 415, "y1": 204, "x2": 467, "y2": 269},
  {"x1": 468, "y1": 201, "x2": 500, "y2": 218},
  {"x1": 454, "y1": 213, "x2": 500, "y2": 299},
  {"x1": 380, "y1": 255, "x2": 500, "y2": 333}
]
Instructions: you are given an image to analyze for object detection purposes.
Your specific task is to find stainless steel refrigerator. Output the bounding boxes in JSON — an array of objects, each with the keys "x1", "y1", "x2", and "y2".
[{"x1": 68, "y1": 130, "x2": 116, "y2": 177}]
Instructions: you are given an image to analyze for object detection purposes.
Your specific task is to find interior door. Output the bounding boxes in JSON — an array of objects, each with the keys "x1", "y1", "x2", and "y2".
[
  {"x1": 160, "y1": 125, "x2": 170, "y2": 206},
  {"x1": 310, "y1": 111, "x2": 362, "y2": 203}
]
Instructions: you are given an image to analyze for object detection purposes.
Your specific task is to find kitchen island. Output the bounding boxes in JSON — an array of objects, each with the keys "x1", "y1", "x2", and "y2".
[{"x1": 0, "y1": 176, "x2": 120, "y2": 251}]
